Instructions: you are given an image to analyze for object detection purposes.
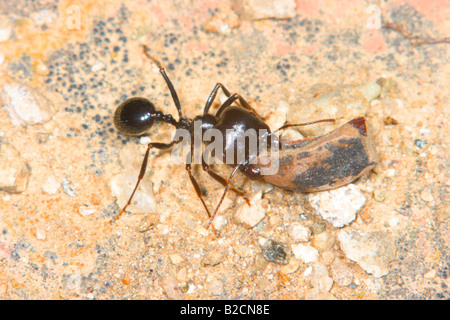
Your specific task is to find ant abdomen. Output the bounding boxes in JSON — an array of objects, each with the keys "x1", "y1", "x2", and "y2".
[{"x1": 114, "y1": 97, "x2": 156, "y2": 135}]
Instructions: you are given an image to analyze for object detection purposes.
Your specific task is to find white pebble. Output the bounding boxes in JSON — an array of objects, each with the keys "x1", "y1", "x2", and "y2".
[
  {"x1": 91, "y1": 61, "x2": 105, "y2": 72},
  {"x1": 288, "y1": 222, "x2": 311, "y2": 242},
  {"x1": 139, "y1": 136, "x2": 152, "y2": 145},
  {"x1": 86, "y1": 293, "x2": 95, "y2": 300},
  {"x1": 36, "y1": 229, "x2": 46, "y2": 240},
  {"x1": 358, "y1": 82, "x2": 381, "y2": 101},
  {"x1": 0, "y1": 143, "x2": 30, "y2": 194},
  {"x1": 42, "y1": 175, "x2": 60, "y2": 195},
  {"x1": 234, "y1": 191, "x2": 266, "y2": 228},
  {"x1": 388, "y1": 216, "x2": 399, "y2": 227},
  {"x1": 0, "y1": 17, "x2": 12, "y2": 42},
  {"x1": 292, "y1": 244, "x2": 319, "y2": 263},
  {"x1": 338, "y1": 229, "x2": 396, "y2": 278},
  {"x1": 309, "y1": 184, "x2": 366, "y2": 228},
  {"x1": 310, "y1": 262, "x2": 333, "y2": 292},
  {"x1": 78, "y1": 205, "x2": 96, "y2": 217},
  {"x1": 386, "y1": 169, "x2": 396, "y2": 177},
  {"x1": 1, "y1": 83, "x2": 57, "y2": 126},
  {"x1": 234, "y1": 0, "x2": 297, "y2": 20},
  {"x1": 212, "y1": 215, "x2": 228, "y2": 231},
  {"x1": 110, "y1": 171, "x2": 156, "y2": 214}
]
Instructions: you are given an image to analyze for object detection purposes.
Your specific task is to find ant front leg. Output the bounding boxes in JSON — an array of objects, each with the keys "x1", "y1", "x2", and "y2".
[
  {"x1": 215, "y1": 93, "x2": 264, "y2": 119},
  {"x1": 201, "y1": 156, "x2": 251, "y2": 206},
  {"x1": 206, "y1": 163, "x2": 243, "y2": 229},
  {"x1": 185, "y1": 139, "x2": 212, "y2": 218},
  {"x1": 204, "y1": 83, "x2": 263, "y2": 118},
  {"x1": 110, "y1": 140, "x2": 178, "y2": 223},
  {"x1": 203, "y1": 83, "x2": 232, "y2": 114}
]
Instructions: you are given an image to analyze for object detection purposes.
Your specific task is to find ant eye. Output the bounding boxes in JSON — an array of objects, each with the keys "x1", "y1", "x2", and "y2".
[{"x1": 114, "y1": 97, "x2": 156, "y2": 135}]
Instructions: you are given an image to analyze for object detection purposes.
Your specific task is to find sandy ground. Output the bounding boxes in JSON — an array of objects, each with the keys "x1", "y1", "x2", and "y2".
[{"x1": 0, "y1": 0, "x2": 448, "y2": 299}]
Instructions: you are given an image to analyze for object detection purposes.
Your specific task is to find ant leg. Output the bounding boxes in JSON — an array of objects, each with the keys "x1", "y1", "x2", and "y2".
[
  {"x1": 206, "y1": 163, "x2": 243, "y2": 229},
  {"x1": 185, "y1": 140, "x2": 212, "y2": 218},
  {"x1": 203, "y1": 83, "x2": 263, "y2": 118},
  {"x1": 215, "y1": 93, "x2": 263, "y2": 119},
  {"x1": 110, "y1": 140, "x2": 178, "y2": 223},
  {"x1": 271, "y1": 118, "x2": 336, "y2": 135},
  {"x1": 201, "y1": 157, "x2": 251, "y2": 206},
  {"x1": 142, "y1": 45, "x2": 183, "y2": 119},
  {"x1": 203, "y1": 83, "x2": 232, "y2": 114}
]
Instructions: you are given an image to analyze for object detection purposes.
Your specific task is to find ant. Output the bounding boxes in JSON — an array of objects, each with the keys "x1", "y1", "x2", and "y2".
[{"x1": 112, "y1": 45, "x2": 376, "y2": 232}]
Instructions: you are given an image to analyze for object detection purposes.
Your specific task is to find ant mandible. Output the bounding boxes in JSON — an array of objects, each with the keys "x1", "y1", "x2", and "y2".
[{"x1": 111, "y1": 45, "x2": 376, "y2": 232}]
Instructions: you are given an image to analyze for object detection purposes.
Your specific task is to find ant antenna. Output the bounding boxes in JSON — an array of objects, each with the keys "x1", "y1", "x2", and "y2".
[{"x1": 142, "y1": 45, "x2": 183, "y2": 119}]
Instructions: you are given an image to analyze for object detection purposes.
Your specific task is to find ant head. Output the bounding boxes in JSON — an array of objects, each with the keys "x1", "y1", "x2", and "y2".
[{"x1": 114, "y1": 97, "x2": 157, "y2": 136}]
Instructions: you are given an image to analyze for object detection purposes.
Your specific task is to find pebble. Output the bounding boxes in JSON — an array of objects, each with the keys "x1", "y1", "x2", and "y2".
[
  {"x1": 233, "y1": 0, "x2": 296, "y2": 20},
  {"x1": 35, "y1": 60, "x2": 50, "y2": 76},
  {"x1": 320, "y1": 250, "x2": 335, "y2": 266},
  {"x1": 234, "y1": 191, "x2": 266, "y2": 228},
  {"x1": 62, "y1": 180, "x2": 77, "y2": 197},
  {"x1": 311, "y1": 231, "x2": 336, "y2": 251},
  {"x1": 292, "y1": 244, "x2": 319, "y2": 264},
  {"x1": 288, "y1": 222, "x2": 311, "y2": 242},
  {"x1": 169, "y1": 253, "x2": 185, "y2": 265},
  {"x1": 0, "y1": 17, "x2": 12, "y2": 42},
  {"x1": 358, "y1": 82, "x2": 382, "y2": 101},
  {"x1": 338, "y1": 229, "x2": 397, "y2": 278},
  {"x1": 86, "y1": 293, "x2": 95, "y2": 300},
  {"x1": 110, "y1": 171, "x2": 156, "y2": 214},
  {"x1": 434, "y1": 203, "x2": 450, "y2": 222},
  {"x1": 309, "y1": 262, "x2": 333, "y2": 293},
  {"x1": 160, "y1": 277, "x2": 185, "y2": 300},
  {"x1": 66, "y1": 271, "x2": 81, "y2": 290},
  {"x1": 373, "y1": 188, "x2": 387, "y2": 202},
  {"x1": 1, "y1": 82, "x2": 57, "y2": 126},
  {"x1": 251, "y1": 180, "x2": 273, "y2": 193},
  {"x1": 212, "y1": 215, "x2": 228, "y2": 231},
  {"x1": 78, "y1": 205, "x2": 96, "y2": 217},
  {"x1": 330, "y1": 258, "x2": 353, "y2": 287},
  {"x1": 195, "y1": 225, "x2": 209, "y2": 237},
  {"x1": 202, "y1": 247, "x2": 227, "y2": 266},
  {"x1": 233, "y1": 244, "x2": 253, "y2": 258},
  {"x1": 207, "y1": 279, "x2": 224, "y2": 296},
  {"x1": 0, "y1": 143, "x2": 30, "y2": 193},
  {"x1": 309, "y1": 184, "x2": 366, "y2": 228},
  {"x1": 41, "y1": 174, "x2": 60, "y2": 195},
  {"x1": 265, "y1": 103, "x2": 287, "y2": 131},
  {"x1": 261, "y1": 239, "x2": 290, "y2": 265},
  {"x1": 424, "y1": 269, "x2": 436, "y2": 279},
  {"x1": 419, "y1": 188, "x2": 434, "y2": 203},
  {"x1": 36, "y1": 229, "x2": 46, "y2": 240},
  {"x1": 91, "y1": 61, "x2": 106, "y2": 73}
]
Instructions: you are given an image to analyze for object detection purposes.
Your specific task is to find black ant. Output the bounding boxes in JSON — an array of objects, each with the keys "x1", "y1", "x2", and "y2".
[{"x1": 111, "y1": 45, "x2": 376, "y2": 232}]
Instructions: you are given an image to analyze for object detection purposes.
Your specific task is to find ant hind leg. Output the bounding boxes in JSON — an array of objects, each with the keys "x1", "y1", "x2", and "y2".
[{"x1": 110, "y1": 140, "x2": 178, "y2": 223}]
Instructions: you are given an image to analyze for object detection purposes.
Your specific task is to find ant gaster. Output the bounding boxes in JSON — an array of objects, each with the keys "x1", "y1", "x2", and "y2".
[{"x1": 112, "y1": 45, "x2": 346, "y2": 230}]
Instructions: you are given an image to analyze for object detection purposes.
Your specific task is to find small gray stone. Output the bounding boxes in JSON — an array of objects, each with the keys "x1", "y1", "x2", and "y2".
[{"x1": 261, "y1": 239, "x2": 290, "y2": 265}]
